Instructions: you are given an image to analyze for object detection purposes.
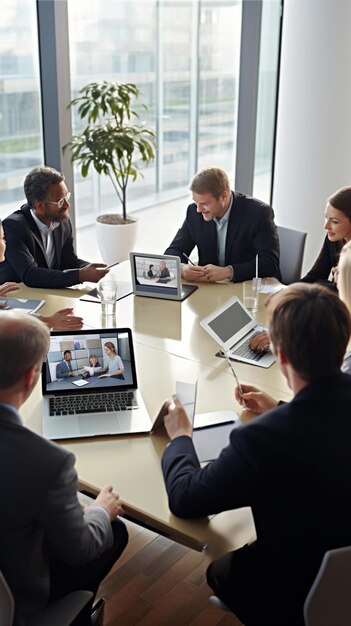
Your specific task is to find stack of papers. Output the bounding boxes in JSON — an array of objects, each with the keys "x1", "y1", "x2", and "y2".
[{"x1": 0, "y1": 298, "x2": 45, "y2": 314}]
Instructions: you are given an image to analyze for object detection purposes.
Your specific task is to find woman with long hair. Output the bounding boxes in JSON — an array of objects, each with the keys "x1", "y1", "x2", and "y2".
[
  {"x1": 98, "y1": 341, "x2": 125, "y2": 380},
  {"x1": 251, "y1": 186, "x2": 351, "y2": 352}
]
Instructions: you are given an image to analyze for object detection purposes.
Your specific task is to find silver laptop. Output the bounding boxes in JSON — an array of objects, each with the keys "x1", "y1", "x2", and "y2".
[
  {"x1": 130, "y1": 252, "x2": 198, "y2": 301},
  {"x1": 42, "y1": 327, "x2": 152, "y2": 440},
  {"x1": 200, "y1": 296, "x2": 276, "y2": 368}
]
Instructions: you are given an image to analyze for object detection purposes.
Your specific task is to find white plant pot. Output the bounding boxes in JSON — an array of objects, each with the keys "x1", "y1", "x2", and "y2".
[{"x1": 96, "y1": 218, "x2": 138, "y2": 264}]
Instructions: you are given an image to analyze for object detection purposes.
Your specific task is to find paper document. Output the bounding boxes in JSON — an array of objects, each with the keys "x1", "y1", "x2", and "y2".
[{"x1": 0, "y1": 298, "x2": 45, "y2": 314}]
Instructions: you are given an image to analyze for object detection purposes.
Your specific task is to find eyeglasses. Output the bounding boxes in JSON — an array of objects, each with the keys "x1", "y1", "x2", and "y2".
[{"x1": 45, "y1": 192, "x2": 71, "y2": 209}]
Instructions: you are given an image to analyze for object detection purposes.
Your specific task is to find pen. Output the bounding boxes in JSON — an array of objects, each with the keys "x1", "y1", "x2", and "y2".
[
  {"x1": 183, "y1": 253, "x2": 196, "y2": 266},
  {"x1": 223, "y1": 351, "x2": 248, "y2": 408}
]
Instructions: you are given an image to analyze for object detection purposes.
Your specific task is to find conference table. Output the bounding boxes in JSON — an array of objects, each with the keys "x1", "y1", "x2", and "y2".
[{"x1": 17, "y1": 264, "x2": 292, "y2": 557}]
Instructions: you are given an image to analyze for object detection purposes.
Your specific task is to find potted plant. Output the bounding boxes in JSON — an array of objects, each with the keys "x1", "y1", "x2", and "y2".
[{"x1": 63, "y1": 81, "x2": 156, "y2": 263}]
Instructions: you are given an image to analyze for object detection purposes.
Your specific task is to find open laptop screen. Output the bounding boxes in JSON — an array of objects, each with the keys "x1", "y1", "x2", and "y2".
[
  {"x1": 130, "y1": 252, "x2": 180, "y2": 298},
  {"x1": 207, "y1": 301, "x2": 252, "y2": 343},
  {"x1": 42, "y1": 328, "x2": 137, "y2": 394}
]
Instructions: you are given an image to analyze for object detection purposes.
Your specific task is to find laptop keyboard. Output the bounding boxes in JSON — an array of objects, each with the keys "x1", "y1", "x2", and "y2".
[
  {"x1": 230, "y1": 332, "x2": 268, "y2": 362},
  {"x1": 49, "y1": 391, "x2": 138, "y2": 416}
]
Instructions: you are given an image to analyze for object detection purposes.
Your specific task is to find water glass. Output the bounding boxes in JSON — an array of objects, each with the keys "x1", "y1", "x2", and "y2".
[
  {"x1": 243, "y1": 278, "x2": 262, "y2": 313},
  {"x1": 98, "y1": 279, "x2": 117, "y2": 318}
]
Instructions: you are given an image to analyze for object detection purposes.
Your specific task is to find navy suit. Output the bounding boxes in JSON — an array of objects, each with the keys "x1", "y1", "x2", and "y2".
[
  {"x1": 56, "y1": 359, "x2": 72, "y2": 379},
  {"x1": 162, "y1": 373, "x2": 351, "y2": 625},
  {"x1": 0, "y1": 405, "x2": 127, "y2": 626},
  {"x1": 165, "y1": 191, "x2": 281, "y2": 281},
  {"x1": 0, "y1": 204, "x2": 88, "y2": 288}
]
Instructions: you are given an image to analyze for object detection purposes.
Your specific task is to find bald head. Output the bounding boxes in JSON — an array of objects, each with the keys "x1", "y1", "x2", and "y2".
[{"x1": 0, "y1": 312, "x2": 49, "y2": 389}]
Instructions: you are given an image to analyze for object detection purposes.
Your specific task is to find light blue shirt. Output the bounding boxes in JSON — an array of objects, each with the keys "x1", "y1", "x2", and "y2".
[
  {"x1": 213, "y1": 195, "x2": 233, "y2": 266},
  {"x1": 30, "y1": 209, "x2": 60, "y2": 268}
]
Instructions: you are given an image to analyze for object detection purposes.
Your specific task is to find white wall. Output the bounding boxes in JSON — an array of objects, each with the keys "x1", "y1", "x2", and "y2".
[{"x1": 273, "y1": 0, "x2": 351, "y2": 273}]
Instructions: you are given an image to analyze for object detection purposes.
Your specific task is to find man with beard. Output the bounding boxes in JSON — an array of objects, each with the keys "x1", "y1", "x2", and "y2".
[{"x1": 0, "y1": 166, "x2": 109, "y2": 288}]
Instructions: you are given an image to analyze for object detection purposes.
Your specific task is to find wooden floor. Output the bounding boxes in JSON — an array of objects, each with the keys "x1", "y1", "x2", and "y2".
[{"x1": 98, "y1": 518, "x2": 242, "y2": 626}]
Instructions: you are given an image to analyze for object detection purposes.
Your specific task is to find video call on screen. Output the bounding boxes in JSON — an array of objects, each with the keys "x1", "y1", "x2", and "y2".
[{"x1": 208, "y1": 302, "x2": 252, "y2": 343}]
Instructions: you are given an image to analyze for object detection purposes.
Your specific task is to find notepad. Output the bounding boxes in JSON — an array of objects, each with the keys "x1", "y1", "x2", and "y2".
[{"x1": 0, "y1": 298, "x2": 45, "y2": 314}]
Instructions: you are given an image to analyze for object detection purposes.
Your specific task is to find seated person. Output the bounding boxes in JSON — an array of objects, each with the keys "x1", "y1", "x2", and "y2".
[
  {"x1": 56, "y1": 350, "x2": 77, "y2": 379},
  {"x1": 161, "y1": 283, "x2": 351, "y2": 626},
  {"x1": 157, "y1": 260, "x2": 171, "y2": 279},
  {"x1": 98, "y1": 342, "x2": 125, "y2": 380},
  {"x1": 147, "y1": 264, "x2": 155, "y2": 278},
  {"x1": 0, "y1": 311, "x2": 128, "y2": 626},
  {"x1": 0, "y1": 166, "x2": 110, "y2": 288},
  {"x1": 300, "y1": 185, "x2": 351, "y2": 286},
  {"x1": 83, "y1": 353, "x2": 103, "y2": 377},
  {"x1": 0, "y1": 218, "x2": 83, "y2": 330},
  {"x1": 250, "y1": 186, "x2": 351, "y2": 353},
  {"x1": 164, "y1": 167, "x2": 280, "y2": 283}
]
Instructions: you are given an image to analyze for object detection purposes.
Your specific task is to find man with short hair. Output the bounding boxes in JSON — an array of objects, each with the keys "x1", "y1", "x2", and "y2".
[
  {"x1": 161, "y1": 283, "x2": 351, "y2": 625},
  {"x1": 56, "y1": 349, "x2": 77, "y2": 379},
  {"x1": 165, "y1": 166, "x2": 280, "y2": 282},
  {"x1": 0, "y1": 311, "x2": 128, "y2": 626},
  {"x1": 0, "y1": 166, "x2": 109, "y2": 288}
]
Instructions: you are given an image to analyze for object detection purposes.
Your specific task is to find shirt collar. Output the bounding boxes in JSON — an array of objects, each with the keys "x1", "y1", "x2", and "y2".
[
  {"x1": 30, "y1": 208, "x2": 60, "y2": 234},
  {"x1": 0, "y1": 402, "x2": 23, "y2": 426},
  {"x1": 214, "y1": 193, "x2": 233, "y2": 227}
]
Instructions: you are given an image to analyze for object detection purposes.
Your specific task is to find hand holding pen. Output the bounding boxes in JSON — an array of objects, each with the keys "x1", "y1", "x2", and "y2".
[
  {"x1": 181, "y1": 252, "x2": 205, "y2": 281},
  {"x1": 223, "y1": 351, "x2": 248, "y2": 409}
]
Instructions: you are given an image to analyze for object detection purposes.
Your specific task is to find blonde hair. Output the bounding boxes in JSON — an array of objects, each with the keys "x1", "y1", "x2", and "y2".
[{"x1": 338, "y1": 240, "x2": 351, "y2": 315}]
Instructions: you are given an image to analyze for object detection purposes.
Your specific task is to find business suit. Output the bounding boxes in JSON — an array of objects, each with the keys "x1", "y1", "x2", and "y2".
[
  {"x1": 162, "y1": 373, "x2": 351, "y2": 625},
  {"x1": 164, "y1": 191, "x2": 281, "y2": 281},
  {"x1": 0, "y1": 204, "x2": 88, "y2": 288},
  {"x1": 0, "y1": 405, "x2": 127, "y2": 626},
  {"x1": 56, "y1": 359, "x2": 72, "y2": 379}
]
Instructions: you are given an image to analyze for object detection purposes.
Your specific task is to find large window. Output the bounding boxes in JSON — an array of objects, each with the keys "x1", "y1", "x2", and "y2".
[
  {"x1": 67, "y1": 0, "x2": 242, "y2": 229},
  {"x1": 0, "y1": 0, "x2": 44, "y2": 220},
  {"x1": 253, "y1": 0, "x2": 282, "y2": 202},
  {"x1": 0, "y1": 0, "x2": 282, "y2": 228}
]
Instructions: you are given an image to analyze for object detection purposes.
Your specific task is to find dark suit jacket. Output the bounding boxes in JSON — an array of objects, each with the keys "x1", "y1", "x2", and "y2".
[
  {"x1": 0, "y1": 204, "x2": 88, "y2": 288},
  {"x1": 164, "y1": 191, "x2": 281, "y2": 281},
  {"x1": 0, "y1": 406, "x2": 113, "y2": 625},
  {"x1": 56, "y1": 360, "x2": 72, "y2": 379},
  {"x1": 162, "y1": 373, "x2": 351, "y2": 622},
  {"x1": 301, "y1": 235, "x2": 344, "y2": 283}
]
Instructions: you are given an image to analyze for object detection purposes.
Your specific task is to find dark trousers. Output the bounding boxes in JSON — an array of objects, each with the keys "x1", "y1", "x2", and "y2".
[
  {"x1": 207, "y1": 544, "x2": 305, "y2": 626},
  {"x1": 49, "y1": 518, "x2": 128, "y2": 625}
]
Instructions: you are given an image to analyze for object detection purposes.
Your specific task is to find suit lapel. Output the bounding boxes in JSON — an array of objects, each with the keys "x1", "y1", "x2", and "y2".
[
  {"x1": 22, "y1": 205, "x2": 48, "y2": 266},
  {"x1": 225, "y1": 192, "x2": 243, "y2": 264},
  {"x1": 52, "y1": 226, "x2": 62, "y2": 268}
]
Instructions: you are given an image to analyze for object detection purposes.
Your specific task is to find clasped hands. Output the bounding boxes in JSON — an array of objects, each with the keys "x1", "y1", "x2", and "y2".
[{"x1": 182, "y1": 263, "x2": 232, "y2": 282}]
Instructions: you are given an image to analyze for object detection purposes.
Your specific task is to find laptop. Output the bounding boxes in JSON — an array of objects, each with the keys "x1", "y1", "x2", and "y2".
[
  {"x1": 130, "y1": 252, "x2": 198, "y2": 302},
  {"x1": 42, "y1": 327, "x2": 152, "y2": 440},
  {"x1": 200, "y1": 296, "x2": 276, "y2": 368}
]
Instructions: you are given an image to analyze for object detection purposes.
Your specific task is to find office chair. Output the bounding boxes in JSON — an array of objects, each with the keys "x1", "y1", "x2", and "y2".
[
  {"x1": 0, "y1": 569, "x2": 93, "y2": 626},
  {"x1": 304, "y1": 546, "x2": 351, "y2": 626},
  {"x1": 277, "y1": 225, "x2": 307, "y2": 284}
]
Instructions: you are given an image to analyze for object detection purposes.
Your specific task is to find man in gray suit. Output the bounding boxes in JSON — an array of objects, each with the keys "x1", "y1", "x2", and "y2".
[{"x1": 0, "y1": 311, "x2": 128, "y2": 626}]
